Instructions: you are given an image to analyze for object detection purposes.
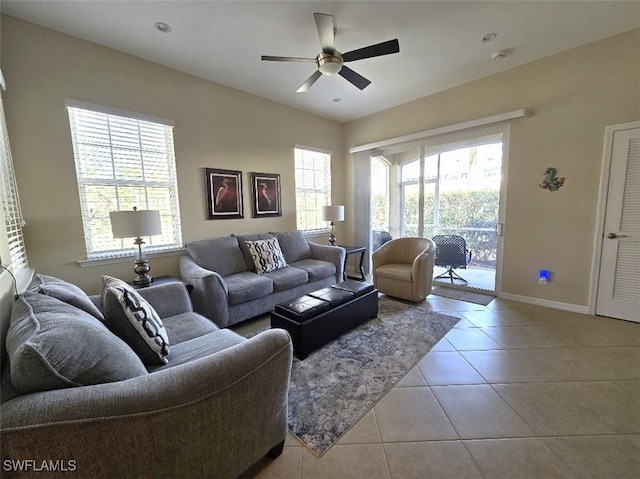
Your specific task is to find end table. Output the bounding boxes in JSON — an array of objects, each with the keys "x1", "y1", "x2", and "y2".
[{"x1": 338, "y1": 245, "x2": 367, "y2": 281}]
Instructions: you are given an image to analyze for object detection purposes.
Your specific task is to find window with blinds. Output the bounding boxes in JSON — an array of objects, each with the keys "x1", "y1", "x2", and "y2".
[
  {"x1": 294, "y1": 147, "x2": 332, "y2": 233},
  {"x1": 66, "y1": 100, "x2": 182, "y2": 259},
  {"x1": 0, "y1": 92, "x2": 28, "y2": 273}
]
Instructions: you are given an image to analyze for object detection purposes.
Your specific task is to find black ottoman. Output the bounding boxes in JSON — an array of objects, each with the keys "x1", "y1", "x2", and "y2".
[
  {"x1": 274, "y1": 295, "x2": 331, "y2": 321},
  {"x1": 330, "y1": 280, "x2": 378, "y2": 336},
  {"x1": 271, "y1": 282, "x2": 378, "y2": 359}
]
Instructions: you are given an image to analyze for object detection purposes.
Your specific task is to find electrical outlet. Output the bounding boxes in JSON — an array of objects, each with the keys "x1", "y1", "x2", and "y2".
[{"x1": 538, "y1": 270, "x2": 550, "y2": 284}]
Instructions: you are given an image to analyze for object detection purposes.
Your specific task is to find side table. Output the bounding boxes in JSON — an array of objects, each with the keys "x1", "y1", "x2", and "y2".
[
  {"x1": 338, "y1": 245, "x2": 367, "y2": 281},
  {"x1": 130, "y1": 275, "x2": 193, "y2": 296}
]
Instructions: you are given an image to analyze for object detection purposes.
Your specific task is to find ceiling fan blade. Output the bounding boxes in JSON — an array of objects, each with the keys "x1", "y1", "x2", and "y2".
[
  {"x1": 342, "y1": 39, "x2": 400, "y2": 63},
  {"x1": 338, "y1": 66, "x2": 371, "y2": 90},
  {"x1": 297, "y1": 70, "x2": 323, "y2": 93},
  {"x1": 314, "y1": 12, "x2": 335, "y2": 53},
  {"x1": 261, "y1": 55, "x2": 316, "y2": 63}
]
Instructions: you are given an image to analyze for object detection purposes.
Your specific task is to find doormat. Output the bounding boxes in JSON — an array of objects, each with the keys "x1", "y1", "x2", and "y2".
[
  {"x1": 431, "y1": 286, "x2": 495, "y2": 306},
  {"x1": 287, "y1": 297, "x2": 459, "y2": 456}
]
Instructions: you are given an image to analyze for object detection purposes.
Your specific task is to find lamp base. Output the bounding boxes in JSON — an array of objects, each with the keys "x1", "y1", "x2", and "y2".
[
  {"x1": 328, "y1": 221, "x2": 337, "y2": 246},
  {"x1": 133, "y1": 260, "x2": 153, "y2": 286}
]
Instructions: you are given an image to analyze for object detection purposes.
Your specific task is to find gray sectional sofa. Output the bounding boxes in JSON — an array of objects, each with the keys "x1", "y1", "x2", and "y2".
[
  {"x1": 180, "y1": 230, "x2": 346, "y2": 328},
  {"x1": 1, "y1": 274, "x2": 293, "y2": 478}
]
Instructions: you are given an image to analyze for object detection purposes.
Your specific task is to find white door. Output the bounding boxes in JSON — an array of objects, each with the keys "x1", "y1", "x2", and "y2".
[{"x1": 596, "y1": 126, "x2": 640, "y2": 322}]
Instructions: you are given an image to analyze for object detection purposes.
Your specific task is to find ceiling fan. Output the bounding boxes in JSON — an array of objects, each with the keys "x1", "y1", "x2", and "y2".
[{"x1": 261, "y1": 12, "x2": 400, "y2": 93}]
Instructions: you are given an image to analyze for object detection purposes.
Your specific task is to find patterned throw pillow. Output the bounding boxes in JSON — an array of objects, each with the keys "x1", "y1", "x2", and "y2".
[
  {"x1": 245, "y1": 237, "x2": 288, "y2": 274},
  {"x1": 101, "y1": 276, "x2": 170, "y2": 365}
]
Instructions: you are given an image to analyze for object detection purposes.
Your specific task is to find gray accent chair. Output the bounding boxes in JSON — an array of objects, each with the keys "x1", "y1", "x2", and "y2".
[
  {"x1": 1, "y1": 279, "x2": 293, "y2": 478},
  {"x1": 180, "y1": 231, "x2": 346, "y2": 328}
]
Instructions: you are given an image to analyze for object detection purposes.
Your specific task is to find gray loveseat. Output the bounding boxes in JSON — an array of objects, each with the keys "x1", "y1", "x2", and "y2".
[
  {"x1": 1, "y1": 274, "x2": 292, "y2": 478},
  {"x1": 180, "y1": 231, "x2": 346, "y2": 328}
]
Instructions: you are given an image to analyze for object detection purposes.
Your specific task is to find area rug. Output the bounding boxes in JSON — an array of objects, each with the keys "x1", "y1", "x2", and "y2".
[
  {"x1": 287, "y1": 297, "x2": 459, "y2": 456},
  {"x1": 431, "y1": 285, "x2": 495, "y2": 305}
]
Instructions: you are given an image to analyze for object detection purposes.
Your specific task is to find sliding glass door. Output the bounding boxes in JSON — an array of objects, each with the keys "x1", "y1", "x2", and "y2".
[{"x1": 371, "y1": 127, "x2": 506, "y2": 293}]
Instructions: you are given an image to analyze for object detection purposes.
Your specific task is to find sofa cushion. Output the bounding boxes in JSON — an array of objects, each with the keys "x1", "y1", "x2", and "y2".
[
  {"x1": 163, "y1": 312, "x2": 219, "y2": 345},
  {"x1": 185, "y1": 236, "x2": 247, "y2": 276},
  {"x1": 245, "y1": 237, "x2": 288, "y2": 274},
  {"x1": 32, "y1": 274, "x2": 104, "y2": 322},
  {"x1": 271, "y1": 230, "x2": 312, "y2": 264},
  {"x1": 264, "y1": 266, "x2": 309, "y2": 292},
  {"x1": 6, "y1": 292, "x2": 147, "y2": 394},
  {"x1": 234, "y1": 233, "x2": 276, "y2": 271},
  {"x1": 290, "y1": 258, "x2": 337, "y2": 282},
  {"x1": 225, "y1": 271, "x2": 273, "y2": 306},
  {"x1": 375, "y1": 263, "x2": 413, "y2": 282},
  {"x1": 102, "y1": 277, "x2": 170, "y2": 365},
  {"x1": 148, "y1": 329, "x2": 246, "y2": 371}
]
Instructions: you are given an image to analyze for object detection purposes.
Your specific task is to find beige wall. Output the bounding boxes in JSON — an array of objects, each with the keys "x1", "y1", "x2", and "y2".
[
  {"x1": 344, "y1": 29, "x2": 640, "y2": 308},
  {"x1": 1, "y1": 15, "x2": 345, "y2": 293},
  {"x1": 1, "y1": 14, "x2": 638, "y2": 307}
]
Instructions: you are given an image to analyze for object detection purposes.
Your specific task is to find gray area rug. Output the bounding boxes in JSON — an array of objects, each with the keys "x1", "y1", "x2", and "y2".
[
  {"x1": 431, "y1": 285, "x2": 495, "y2": 305},
  {"x1": 287, "y1": 297, "x2": 460, "y2": 456}
]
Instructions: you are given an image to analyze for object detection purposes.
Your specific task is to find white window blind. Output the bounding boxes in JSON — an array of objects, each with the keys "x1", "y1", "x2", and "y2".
[
  {"x1": 294, "y1": 147, "x2": 332, "y2": 233},
  {"x1": 66, "y1": 100, "x2": 182, "y2": 259},
  {"x1": 0, "y1": 91, "x2": 28, "y2": 273}
]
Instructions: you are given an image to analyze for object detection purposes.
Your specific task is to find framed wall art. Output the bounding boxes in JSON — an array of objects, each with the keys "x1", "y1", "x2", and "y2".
[
  {"x1": 250, "y1": 172, "x2": 282, "y2": 218},
  {"x1": 204, "y1": 168, "x2": 244, "y2": 219}
]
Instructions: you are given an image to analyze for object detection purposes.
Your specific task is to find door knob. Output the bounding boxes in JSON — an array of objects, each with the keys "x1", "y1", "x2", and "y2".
[{"x1": 607, "y1": 232, "x2": 628, "y2": 239}]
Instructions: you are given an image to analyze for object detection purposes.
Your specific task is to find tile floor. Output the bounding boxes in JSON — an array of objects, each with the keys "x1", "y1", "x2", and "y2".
[{"x1": 239, "y1": 294, "x2": 640, "y2": 479}]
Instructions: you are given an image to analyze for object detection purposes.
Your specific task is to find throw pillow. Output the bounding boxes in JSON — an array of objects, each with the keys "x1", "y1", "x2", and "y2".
[
  {"x1": 233, "y1": 233, "x2": 276, "y2": 271},
  {"x1": 7, "y1": 292, "x2": 147, "y2": 394},
  {"x1": 101, "y1": 276, "x2": 170, "y2": 365},
  {"x1": 245, "y1": 237, "x2": 288, "y2": 274},
  {"x1": 32, "y1": 274, "x2": 104, "y2": 322}
]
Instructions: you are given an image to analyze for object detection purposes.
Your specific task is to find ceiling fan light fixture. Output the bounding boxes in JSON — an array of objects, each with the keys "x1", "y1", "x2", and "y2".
[{"x1": 316, "y1": 52, "x2": 343, "y2": 76}]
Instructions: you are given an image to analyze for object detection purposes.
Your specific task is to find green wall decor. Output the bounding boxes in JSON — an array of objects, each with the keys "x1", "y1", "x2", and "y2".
[{"x1": 539, "y1": 167, "x2": 565, "y2": 191}]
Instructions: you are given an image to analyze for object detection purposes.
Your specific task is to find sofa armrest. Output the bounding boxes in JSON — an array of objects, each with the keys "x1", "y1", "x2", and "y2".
[
  {"x1": 308, "y1": 242, "x2": 346, "y2": 282},
  {"x1": 1, "y1": 329, "x2": 293, "y2": 478},
  {"x1": 179, "y1": 255, "x2": 231, "y2": 327}
]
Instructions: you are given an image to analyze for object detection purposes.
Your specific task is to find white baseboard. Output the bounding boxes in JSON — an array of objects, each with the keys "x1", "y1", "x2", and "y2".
[{"x1": 498, "y1": 292, "x2": 590, "y2": 314}]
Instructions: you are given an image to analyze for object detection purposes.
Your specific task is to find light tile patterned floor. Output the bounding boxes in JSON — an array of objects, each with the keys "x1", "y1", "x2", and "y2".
[{"x1": 241, "y1": 294, "x2": 640, "y2": 479}]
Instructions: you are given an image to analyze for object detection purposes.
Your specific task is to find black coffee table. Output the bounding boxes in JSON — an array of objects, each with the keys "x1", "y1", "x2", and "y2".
[{"x1": 270, "y1": 280, "x2": 378, "y2": 359}]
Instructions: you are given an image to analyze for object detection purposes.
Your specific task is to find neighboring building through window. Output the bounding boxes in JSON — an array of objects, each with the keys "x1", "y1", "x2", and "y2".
[
  {"x1": 66, "y1": 100, "x2": 182, "y2": 259},
  {"x1": 294, "y1": 147, "x2": 332, "y2": 233}
]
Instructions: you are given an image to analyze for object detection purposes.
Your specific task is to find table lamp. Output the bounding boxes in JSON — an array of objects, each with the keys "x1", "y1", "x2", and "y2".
[
  {"x1": 110, "y1": 207, "x2": 162, "y2": 285},
  {"x1": 321, "y1": 205, "x2": 344, "y2": 246}
]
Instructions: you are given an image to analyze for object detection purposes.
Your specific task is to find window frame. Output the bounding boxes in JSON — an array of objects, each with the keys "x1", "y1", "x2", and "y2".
[
  {"x1": 294, "y1": 146, "x2": 332, "y2": 234},
  {"x1": 65, "y1": 99, "x2": 182, "y2": 262},
  {"x1": 0, "y1": 90, "x2": 30, "y2": 279}
]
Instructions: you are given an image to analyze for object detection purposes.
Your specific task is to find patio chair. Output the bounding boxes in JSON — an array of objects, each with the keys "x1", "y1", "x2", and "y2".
[
  {"x1": 372, "y1": 230, "x2": 393, "y2": 251},
  {"x1": 432, "y1": 235, "x2": 472, "y2": 284}
]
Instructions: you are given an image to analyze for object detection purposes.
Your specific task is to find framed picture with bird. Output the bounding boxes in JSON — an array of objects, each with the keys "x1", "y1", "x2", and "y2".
[
  {"x1": 250, "y1": 172, "x2": 282, "y2": 218},
  {"x1": 204, "y1": 168, "x2": 244, "y2": 219}
]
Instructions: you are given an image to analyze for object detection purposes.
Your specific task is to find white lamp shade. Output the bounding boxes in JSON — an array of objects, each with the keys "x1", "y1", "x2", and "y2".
[
  {"x1": 321, "y1": 205, "x2": 344, "y2": 222},
  {"x1": 110, "y1": 210, "x2": 162, "y2": 238}
]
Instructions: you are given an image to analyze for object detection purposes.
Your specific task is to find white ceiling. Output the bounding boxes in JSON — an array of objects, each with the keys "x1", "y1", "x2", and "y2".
[{"x1": 2, "y1": 1, "x2": 639, "y2": 122}]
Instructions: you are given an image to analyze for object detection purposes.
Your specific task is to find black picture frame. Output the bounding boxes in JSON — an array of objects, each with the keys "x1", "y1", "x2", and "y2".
[
  {"x1": 250, "y1": 172, "x2": 282, "y2": 218},
  {"x1": 204, "y1": 168, "x2": 243, "y2": 219}
]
